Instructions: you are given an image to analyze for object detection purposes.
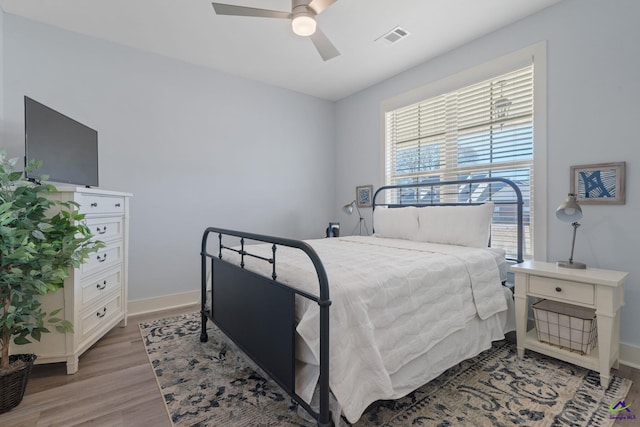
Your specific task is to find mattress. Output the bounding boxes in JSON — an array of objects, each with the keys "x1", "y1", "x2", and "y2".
[{"x1": 205, "y1": 235, "x2": 511, "y2": 423}]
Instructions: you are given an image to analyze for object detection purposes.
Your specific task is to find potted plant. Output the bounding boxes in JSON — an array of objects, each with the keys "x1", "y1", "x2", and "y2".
[{"x1": 0, "y1": 151, "x2": 102, "y2": 413}]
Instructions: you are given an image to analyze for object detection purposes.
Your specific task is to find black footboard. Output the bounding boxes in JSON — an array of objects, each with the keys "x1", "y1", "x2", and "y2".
[{"x1": 200, "y1": 228, "x2": 332, "y2": 427}]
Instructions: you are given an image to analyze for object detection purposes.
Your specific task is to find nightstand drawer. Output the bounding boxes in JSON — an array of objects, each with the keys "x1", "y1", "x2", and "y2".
[{"x1": 529, "y1": 275, "x2": 594, "y2": 305}]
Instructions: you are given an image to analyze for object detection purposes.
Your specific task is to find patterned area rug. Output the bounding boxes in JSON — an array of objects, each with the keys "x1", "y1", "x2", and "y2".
[{"x1": 139, "y1": 312, "x2": 632, "y2": 426}]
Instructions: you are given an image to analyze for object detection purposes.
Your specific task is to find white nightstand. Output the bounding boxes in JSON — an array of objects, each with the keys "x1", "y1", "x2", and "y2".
[{"x1": 511, "y1": 261, "x2": 628, "y2": 388}]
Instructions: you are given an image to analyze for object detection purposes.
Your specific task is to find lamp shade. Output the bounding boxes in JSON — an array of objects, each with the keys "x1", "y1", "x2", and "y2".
[
  {"x1": 556, "y1": 193, "x2": 583, "y2": 222},
  {"x1": 342, "y1": 201, "x2": 355, "y2": 215}
]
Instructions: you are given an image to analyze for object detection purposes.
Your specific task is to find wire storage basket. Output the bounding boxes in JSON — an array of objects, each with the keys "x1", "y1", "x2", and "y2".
[{"x1": 532, "y1": 299, "x2": 597, "y2": 355}]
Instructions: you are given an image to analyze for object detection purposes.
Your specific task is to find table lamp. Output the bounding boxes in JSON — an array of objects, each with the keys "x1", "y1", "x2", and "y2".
[
  {"x1": 556, "y1": 193, "x2": 586, "y2": 269},
  {"x1": 343, "y1": 200, "x2": 369, "y2": 236}
]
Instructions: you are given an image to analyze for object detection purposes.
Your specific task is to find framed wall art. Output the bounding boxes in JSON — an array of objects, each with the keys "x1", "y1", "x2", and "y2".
[
  {"x1": 570, "y1": 162, "x2": 626, "y2": 204},
  {"x1": 356, "y1": 185, "x2": 373, "y2": 208}
]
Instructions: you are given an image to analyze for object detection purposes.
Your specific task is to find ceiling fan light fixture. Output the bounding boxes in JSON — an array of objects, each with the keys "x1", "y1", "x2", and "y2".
[
  {"x1": 291, "y1": 13, "x2": 316, "y2": 36},
  {"x1": 211, "y1": 0, "x2": 339, "y2": 60}
]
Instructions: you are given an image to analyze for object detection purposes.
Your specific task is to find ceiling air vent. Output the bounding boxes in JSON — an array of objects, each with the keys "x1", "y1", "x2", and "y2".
[{"x1": 376, "y1": 26, "x2": 410, "y2": 45}]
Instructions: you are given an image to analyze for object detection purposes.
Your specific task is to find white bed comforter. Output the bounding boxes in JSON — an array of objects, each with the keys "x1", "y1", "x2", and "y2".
[{"x1": 229, "y1": 236, "x2": 507, "y2": 423}]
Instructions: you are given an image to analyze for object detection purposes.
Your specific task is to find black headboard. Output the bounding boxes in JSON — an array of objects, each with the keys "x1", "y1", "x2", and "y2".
[{"x1": 372, "y1": 177, "x2": 525, "y2": 263}]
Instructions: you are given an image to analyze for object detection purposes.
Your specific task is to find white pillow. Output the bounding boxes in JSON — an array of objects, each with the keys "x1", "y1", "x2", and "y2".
[
  {"x1": 415, "y1": 202, "x2": 494, "y2": 248},
  {"x1": 373, "y1": 206, "x2": 419, "y2": 240}
]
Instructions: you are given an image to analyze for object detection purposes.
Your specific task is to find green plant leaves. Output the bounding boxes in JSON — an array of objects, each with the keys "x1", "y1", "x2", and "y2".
[
  {"x1": 8, "y1": 171, "x2": 23, "y2": 182},
  {"x1": 1, "y1": 151, "x2": 100, "y2": 367}
]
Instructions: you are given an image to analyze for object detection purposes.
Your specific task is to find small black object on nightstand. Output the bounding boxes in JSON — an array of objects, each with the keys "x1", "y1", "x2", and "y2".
[{"x1": 326, "y1": 222, "x2": 340, "y2": 238}]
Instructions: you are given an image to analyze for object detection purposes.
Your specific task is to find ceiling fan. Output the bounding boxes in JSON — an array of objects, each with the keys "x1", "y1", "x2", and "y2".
[{"x1": 211, "y1": 0, "x2": 340, "y2": 61}]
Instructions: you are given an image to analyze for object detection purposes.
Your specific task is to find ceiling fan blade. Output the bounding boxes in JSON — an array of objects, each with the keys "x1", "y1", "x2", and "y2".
[
  {"x1": 309, "y1": 27, "x2": 340, "y2": 61},
  {"x1": 211, "y1": 3, "x2": 290, "y2": 19},
  {"x1": 309, "y1": 0, "x2": 338, "y2": 15}
]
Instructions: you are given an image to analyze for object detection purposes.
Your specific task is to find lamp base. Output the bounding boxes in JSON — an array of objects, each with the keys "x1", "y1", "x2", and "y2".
[{"x1": 557, "y1": 260, "x2": 587, "y2": 269}]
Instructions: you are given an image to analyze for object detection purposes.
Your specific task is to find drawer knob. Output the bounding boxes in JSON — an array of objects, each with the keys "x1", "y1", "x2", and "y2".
[
  {"x1": 96, "y1": 226, "x2": 107, "y2": 235},
  {"x1": 555, "y1": 287, "x2": 562, "y2": 292},
  {"x1": 97, "y1": 254, "x2": 108, "y2": 263},
  {"x1": 96, "y1": 280, "x2": 107, "y2": 290},
  {"x1": 115, "y1": 203, "x2": 121, "y2": 208},
  {"x1": 96, "y1": 307, "x2": 107, "y2": 318},
  {"x1": 91, "y1": 202, "x2": 98, "y2": 208}
]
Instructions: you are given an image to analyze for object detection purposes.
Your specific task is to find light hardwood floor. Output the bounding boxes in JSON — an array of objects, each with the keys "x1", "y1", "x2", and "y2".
[
  {"x1": 0, "y1": 305, "x2": 197, "y2": 427},
  {"x1": 0, "y1": 304, "x2": 638, "y2": 426}
]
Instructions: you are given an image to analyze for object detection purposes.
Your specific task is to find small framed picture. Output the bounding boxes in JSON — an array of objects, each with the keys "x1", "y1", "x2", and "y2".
[
  {"x1": 356, "y1": 185, "x2": 373, "y2": 208},
  {"x1": 570, "y1": 162, "x2": 625, "y2": 204}
]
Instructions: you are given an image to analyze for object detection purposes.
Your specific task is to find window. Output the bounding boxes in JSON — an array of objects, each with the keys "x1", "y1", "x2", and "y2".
[{"x1": 384, "y1": 66, "x2": 534, "y2": 260}]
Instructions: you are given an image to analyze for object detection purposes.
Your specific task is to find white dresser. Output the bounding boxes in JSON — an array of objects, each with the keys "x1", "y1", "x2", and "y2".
[{"x1": 12, "y1": 187, "x2": 132, "y2": 374}]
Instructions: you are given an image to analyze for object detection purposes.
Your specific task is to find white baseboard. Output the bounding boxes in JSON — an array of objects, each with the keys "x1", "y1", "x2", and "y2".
[
  {"x1": 127, "y1": 290, "x2": 199, "y2": 316},
  {"x1": 619, "y1": 342, "x2": 640, "y2": 369}
]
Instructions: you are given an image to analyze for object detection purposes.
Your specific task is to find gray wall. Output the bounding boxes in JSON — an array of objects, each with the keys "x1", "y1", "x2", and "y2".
[
  {"x1": 334, "y1": 0, "x2": 640, "y2": 347},
  {"x1": 2, "y1": 0, "x2": 639, "y2": 349},
  {"x1": 0, "y1": 15, "x2": 336, "y2": 301}
]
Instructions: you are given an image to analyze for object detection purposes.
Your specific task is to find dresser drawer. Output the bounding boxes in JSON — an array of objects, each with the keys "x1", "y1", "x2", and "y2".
[
  {"x1": 80, "y1": 241, "x2": 122, "y2": 276},
  {"x1": 78, "y1": 194, "x2": 125, "y2": 215},
  {"x1": 529, "y1": 275, "x2": 594, "y2": 305},
  {"x1": 85, "y1": 217, "x2": 123, "y2": 242},
  {"x1": 81, "y1": 268, "x2": 122, "y2": 306},
  {"x1": 79, "y1": 293, "x2": 122, "y2": 342}
]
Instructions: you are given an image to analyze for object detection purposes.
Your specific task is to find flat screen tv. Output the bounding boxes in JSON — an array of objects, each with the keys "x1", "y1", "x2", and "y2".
[{"x1": 24, "y1": 96, "x2": 99, "y2": 187}]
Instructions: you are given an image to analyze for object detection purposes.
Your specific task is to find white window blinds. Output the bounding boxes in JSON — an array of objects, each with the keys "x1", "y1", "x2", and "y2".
[{"x1": 384, "y1": 65, "x2": 534, "y2": 260}]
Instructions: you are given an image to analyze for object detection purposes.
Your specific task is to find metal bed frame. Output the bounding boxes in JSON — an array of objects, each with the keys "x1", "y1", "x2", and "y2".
[{"x1": 200, "y1": 177, "x2": 524, "y2": 426}]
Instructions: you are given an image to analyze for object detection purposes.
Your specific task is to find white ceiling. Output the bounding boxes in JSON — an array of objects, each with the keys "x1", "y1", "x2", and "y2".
[{"x1": 0, "y1": 0, "x2": 562, "y2": 101}]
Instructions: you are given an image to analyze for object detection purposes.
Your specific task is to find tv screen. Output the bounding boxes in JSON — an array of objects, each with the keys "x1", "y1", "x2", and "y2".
[{"x1": 24, "y1": 96, "x2": 99, "y2": 187}]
